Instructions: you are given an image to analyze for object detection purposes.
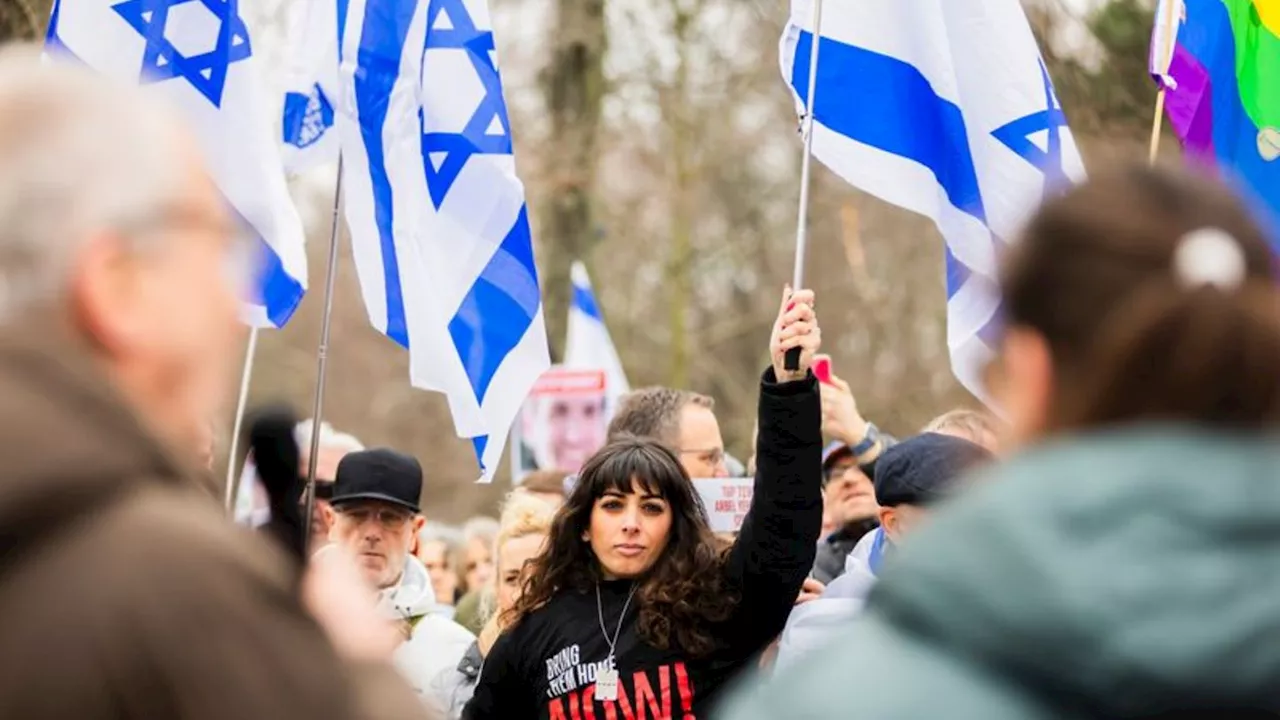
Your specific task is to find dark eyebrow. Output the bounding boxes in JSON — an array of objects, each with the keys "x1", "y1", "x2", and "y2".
[
  {"x1": 601, "y1": 491, "x2": 626, "y2": 499},
  {"x1": 640, "y1": 494, "x2": 665, "y2": 502}
]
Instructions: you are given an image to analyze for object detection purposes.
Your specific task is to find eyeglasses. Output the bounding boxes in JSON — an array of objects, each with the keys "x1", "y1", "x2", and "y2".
[
  {"x1": 680, "y1": 447, "x2": 726, "y2": 468},
  {"x1": 823, "y1": 461, "x2": 864, "y2": 486},
  {"x1": 124, "y1": 205, "x2": 257, "y2": 297},
  {"x1": 335, "y1": 506, "x2": 413, "y2": 529}
]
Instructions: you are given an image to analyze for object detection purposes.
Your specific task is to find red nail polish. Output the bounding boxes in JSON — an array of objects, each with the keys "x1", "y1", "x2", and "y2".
[{"x1": 786, "y1": 301, "x2": 796, "y2": 312}]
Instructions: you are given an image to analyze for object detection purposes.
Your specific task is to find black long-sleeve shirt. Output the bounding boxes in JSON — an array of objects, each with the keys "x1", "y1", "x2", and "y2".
[{"x1": 463, "y1": 368, "x2": 823, "y2": 720}]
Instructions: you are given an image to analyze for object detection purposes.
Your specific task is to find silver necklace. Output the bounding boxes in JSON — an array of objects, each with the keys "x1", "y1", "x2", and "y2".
[
  {"x1": 596, "y1": 581, "x2": 638, "y2": 660},
  {"x1": 593, "y1": 581, "x2": 637, "y2": 701}
]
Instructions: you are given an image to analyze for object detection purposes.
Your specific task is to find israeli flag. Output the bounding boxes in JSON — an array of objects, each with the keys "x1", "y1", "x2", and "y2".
[
  {"x1": 45, "y1": 0, "x2": 308, "y2": 328},
  {"x1": 338, "y1": 0, "x2": 550, "y2": 481},
  {"x1": 280, "y1": 0, "x2": 343, "y2": 174},
  {"x1": 779, "y1": 0, "x2": 1086, "y2": 398},
  {"x1": 564, "y1": 261, "x2": 629, "y2": 415}
]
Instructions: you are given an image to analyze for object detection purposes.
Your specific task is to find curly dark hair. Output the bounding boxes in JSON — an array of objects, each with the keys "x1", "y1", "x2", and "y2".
[{"x1": 505, "y1": 436, "x2": 737, "y2": 658}]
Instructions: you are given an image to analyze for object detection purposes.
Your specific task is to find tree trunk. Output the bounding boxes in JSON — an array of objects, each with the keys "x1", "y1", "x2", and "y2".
[
  {"x1": 539, "y1": 0, "x2": 607, "y2": 362},
  {"x1": 666, "y1": 5, "x2": 692, "y2": 389}
]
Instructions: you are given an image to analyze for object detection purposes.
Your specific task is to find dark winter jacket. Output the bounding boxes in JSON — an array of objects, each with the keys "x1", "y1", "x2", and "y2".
[{"x1": 810, "y1": 520, "x2": 878, "y2": 585}]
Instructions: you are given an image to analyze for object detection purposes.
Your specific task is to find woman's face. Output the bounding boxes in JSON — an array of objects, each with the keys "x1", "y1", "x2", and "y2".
[
  {"x1": 416, "y1": 539, "x2": 458, "y2": 606},
  {"x1": 464, "y1": 536, "x2": 494, "y2": 592},
  {"x1": 496, "y1": 532, "x2": 546, "y2": 615},
  {"x1": 587, "y1": 481, "x2": 673, "y2": 580}
]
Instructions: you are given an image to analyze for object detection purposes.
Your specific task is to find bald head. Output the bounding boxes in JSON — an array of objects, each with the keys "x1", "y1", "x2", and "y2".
[{"x1": 0, "y1": 46, "x2": 243, "y2": 459}]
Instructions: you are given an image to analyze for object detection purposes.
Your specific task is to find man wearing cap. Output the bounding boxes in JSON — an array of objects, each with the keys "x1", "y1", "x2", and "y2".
[
  {"x1": 325, "y1": 448, "x2": 477, "y2": 718},
  {"x1": 810, "y1": 439, "x2": 885, "y2": 584},
  {"x1": 775, "y1": 433, "x2": 992, "y2": 670},
  {"x1": 809, "y1": 370, "x2": 897, "y2": 584}
]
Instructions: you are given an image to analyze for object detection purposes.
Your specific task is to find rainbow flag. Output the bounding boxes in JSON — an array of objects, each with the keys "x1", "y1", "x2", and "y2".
[{"x1": 1150, "y1": 0, "x2": 1280, "y2": 240}]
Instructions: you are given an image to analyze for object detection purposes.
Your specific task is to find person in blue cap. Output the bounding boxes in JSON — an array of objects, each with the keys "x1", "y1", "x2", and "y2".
[
  {"x1": 810, "y1": 438, "x2": 886, "y2": 584},
  {"x1": 774, "y1": 433, "x2": 992, "y2": 671}
]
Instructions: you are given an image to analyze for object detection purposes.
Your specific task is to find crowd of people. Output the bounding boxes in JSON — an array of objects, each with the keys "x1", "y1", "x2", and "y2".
[{"x1": 5, "y1": 42, "x2": 1280, "y2": 720}]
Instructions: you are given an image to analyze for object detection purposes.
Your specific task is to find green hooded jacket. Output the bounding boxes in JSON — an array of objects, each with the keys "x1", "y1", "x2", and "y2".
[{"x1": 718, "y1": 426, "x2": 1280, "y2": 718}]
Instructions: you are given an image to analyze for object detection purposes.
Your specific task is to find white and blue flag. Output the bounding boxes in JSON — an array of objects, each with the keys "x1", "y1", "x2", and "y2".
[
  {"x1": 564, "y1": 261, "x2": 629, "y2": 416},
  {"x1": 280, "y1": 0, "x2": 343, "y2": 174},
  {"x1": 338, "y1": 0, "x2": 549, "y2": 481},
  {"x1": 45, "y1": 0, "x2": 309, "y2": 328},
  {"x1": 779, "y1": 0, "x2": 1086, "y2": 398}
]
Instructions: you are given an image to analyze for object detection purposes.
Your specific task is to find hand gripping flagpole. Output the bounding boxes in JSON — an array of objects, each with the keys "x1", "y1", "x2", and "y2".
[
  {"x1": 786, "y1": 0, "x2": 825, "y2": 372},
  {"x1": 223, "y1": 326, "x2": 260, "y2": 512},
  {"x1": 301, "y1": 156, "x2": 344, "y2": 558}
]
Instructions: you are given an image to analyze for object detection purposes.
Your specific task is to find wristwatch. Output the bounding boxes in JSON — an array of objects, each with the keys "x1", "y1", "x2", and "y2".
[{"x1": 850, "y1": 423, "x2": 880, "y2": 458}]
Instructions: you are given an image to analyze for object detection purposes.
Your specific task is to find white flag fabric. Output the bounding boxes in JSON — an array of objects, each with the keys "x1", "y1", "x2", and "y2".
[
  {"x1": 338, "y1": 0, "x2": 549, "y2": 482},
  {"x1": 45, "y1": 0, "x2": 308, "y2": 328},
  {"x1": 564, "y1": 261, "x2": 629, "y2": 415},
  {"x1": 779, "y1": 0, "x2": 1086, "y2": 399},
  {"x1": 280, "y1": 0, "x2": 342, "y2": 174}
]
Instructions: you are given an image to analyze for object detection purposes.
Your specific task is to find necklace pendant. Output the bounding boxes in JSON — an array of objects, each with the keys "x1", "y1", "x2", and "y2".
[{"x1": 595, "y1": 668, "x2": 619, "y2": 701}]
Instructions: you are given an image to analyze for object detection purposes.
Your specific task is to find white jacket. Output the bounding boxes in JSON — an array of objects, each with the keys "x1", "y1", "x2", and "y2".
[
  {"x1": 380, "y1": 556, "x2": 476, "y2": 719},
  {"x1": 774, "y1": 527, "x2": 884, "y2": 672}
]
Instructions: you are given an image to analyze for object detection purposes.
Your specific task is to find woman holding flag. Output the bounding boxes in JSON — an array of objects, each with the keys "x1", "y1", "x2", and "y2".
[
  {"x1": 463, "y1": 288, "x2": 825, "y2": 719},
  {"x1": 721, "y1": 165, "x2": 1280, "y2": 718}
]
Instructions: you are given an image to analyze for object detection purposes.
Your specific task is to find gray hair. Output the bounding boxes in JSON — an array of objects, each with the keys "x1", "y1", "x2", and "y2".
[
  {"x1": 923, "y1": 408, "x2": 1002, "y2": 446},
  {"x1": 0, "y1": 45, "x2": 188, "y2": 321},
  {"x1": 417, "y1": 523, "x2": 464, "y2": 553},
  {"x1": 294, "y1": 418, "x2": 365, "y2": 454},
  {"x1": 461, "y1": 515, "x2": 500, "y2": 545}
]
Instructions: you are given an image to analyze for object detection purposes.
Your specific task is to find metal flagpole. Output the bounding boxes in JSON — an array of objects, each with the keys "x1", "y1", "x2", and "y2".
[
  {"x1": 785, "y1": 0, "x2": 825, "y2": 371},
  {"x1": 1148, "y1": 0, "x2": 1178, "y2": 164},
  {"x1": 301, "y1": 155, "x2": 345, "y2": 558},
  {"x1": 223, "y1": 326, "x2": 260, "y2": 512}
]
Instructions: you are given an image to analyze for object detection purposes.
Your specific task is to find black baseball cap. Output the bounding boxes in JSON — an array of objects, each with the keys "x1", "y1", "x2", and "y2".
[
  {"x1": 330, "y1": 448, "x2": 423, "y2": 513},
  {"x1": 873, "y1": 433, "x2": 991, "y2": 508}
]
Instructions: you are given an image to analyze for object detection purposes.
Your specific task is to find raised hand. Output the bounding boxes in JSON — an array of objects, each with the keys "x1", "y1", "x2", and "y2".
[{"x1": 770, "y1": 286, "x2": 821, "y2": 383}]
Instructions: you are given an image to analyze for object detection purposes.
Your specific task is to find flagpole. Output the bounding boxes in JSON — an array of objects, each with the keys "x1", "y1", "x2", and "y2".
[
  {"x1": 301, "y1": 156, "x2": 344, "y2": 558},
  {"x1": 786, "y1": 0, "x2": 825, "y2": 371},
  {"x1": 1148, "y1": 91, "x2": 1168, "y2": 164},
  {"x1": 1148, "y1": 0, "x2": 1178, "y2": 164},
  {"x1": 223, "y1": 326, "x2": 260, "y2": 512}
]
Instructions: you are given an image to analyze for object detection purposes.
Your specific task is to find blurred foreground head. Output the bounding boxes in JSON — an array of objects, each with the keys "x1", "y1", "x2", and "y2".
[
  {"x1": 0, "y1": 48, "x2": 241, "y2": 458},
  {"x1": 995, "y1": 164, "x2": 1280, "y2": 448}
]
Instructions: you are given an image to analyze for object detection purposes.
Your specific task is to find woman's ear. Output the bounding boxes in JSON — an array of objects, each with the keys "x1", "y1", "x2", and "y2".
[{"x1": 996, "y1": 326, "x2": 1055, "y2": 451}]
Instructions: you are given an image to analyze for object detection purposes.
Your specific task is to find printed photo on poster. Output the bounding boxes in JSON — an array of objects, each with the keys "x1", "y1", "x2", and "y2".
[{"x1": 516, "y1": 367, "x2": 608, "y2": 479}]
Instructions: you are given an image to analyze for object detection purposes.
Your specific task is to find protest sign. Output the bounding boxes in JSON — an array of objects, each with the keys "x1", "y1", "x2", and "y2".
[{"x1": 694, "y1": 477, "x2": 755, "y2": 533}]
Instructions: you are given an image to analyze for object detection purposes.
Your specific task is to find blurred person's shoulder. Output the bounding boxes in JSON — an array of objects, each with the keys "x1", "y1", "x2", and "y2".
[
  {"x1": 4, "y1": 471, "x2": 301, "y2": 636},
  {"x1": 91, "y1": 476, "x2": 298, "y2": 592}
]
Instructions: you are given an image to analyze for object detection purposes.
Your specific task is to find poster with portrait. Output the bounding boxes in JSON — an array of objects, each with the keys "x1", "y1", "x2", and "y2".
[{"x1": 513, "y1": 367, "x2": 609, "y2": 481}]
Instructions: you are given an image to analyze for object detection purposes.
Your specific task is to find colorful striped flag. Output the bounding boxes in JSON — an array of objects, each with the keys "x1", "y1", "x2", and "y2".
[{"x1": 1151, "y1": 0, "x2": 1280, "y2": 240}]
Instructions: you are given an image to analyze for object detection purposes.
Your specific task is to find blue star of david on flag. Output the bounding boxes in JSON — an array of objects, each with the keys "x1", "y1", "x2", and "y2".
[
  {"x1": 991, "y1": 60, "x2": 1071, "y2": 196},
  {"x1": 778, "y1": 0, "x2": 1085, "y2": 404},
  {"x1": 419, "y1": 0, "x2": 513, "y2": 209},
  {"x1": 283, "y1": 83, "x2": 335, "y2": 150},
  {"x1": 112, "y1": 0, "x2": 252, "y2": 107}
]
